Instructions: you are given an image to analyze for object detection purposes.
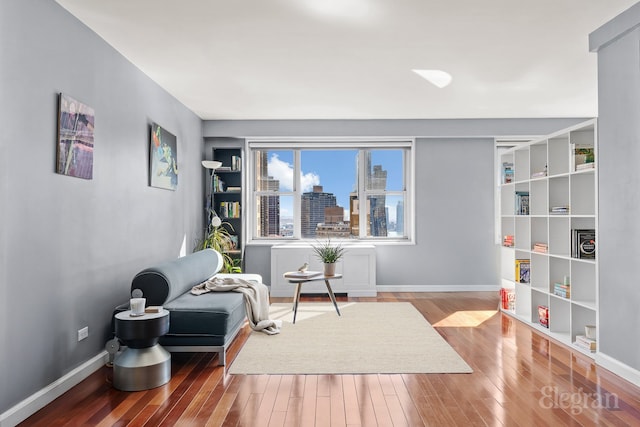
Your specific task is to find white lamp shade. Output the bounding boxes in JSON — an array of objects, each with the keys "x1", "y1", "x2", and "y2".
[{"x1": 202, "y1": 160, "x2": 222, "y2": 170}]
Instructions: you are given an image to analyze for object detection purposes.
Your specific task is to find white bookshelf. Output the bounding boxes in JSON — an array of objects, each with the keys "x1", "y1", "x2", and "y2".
[{"x1": 499, "y1": 119, "x2": 597, "y2": 357}]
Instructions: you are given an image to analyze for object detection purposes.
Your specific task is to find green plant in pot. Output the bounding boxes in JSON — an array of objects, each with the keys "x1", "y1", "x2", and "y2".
[
  {"x1": 195, "y1": 211, "x2": 241, "y2": 273},
  {"x1": 312, "y1": 239, "x2": 345, "y2": 276}
]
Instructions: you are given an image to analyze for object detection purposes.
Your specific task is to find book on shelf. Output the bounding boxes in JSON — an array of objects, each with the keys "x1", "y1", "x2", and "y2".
[
  {"x1": 503, "y1": 235, "x2": 514, "y2": 247},
  {"x1": 215, "y1": 166, "x2": 232, "y2": 171},
  {"x1": 502, "y1": 162, "x2": 514, "y2": 184},
  {"x1": 219, "y1": 201, "x2": 241, "y2": 218},
  {"x1": 284, "y1": 270, "x2": 322, "y2": 279},
  {"x1": 538, "y1": 305, "x2": 549, "y2": 328},
  {"x1": 532, "y1": 242, "x2": 548, "y2": 253},
  {"x1": 574, "y1": 335, "x2": 597, "y2": 351},
  {"x1": 225, "y1": 186, "x2": 241, "y2": 192},
  {"x1": 515, "y1": 259, "x2": 530, "y2": 283},
  {"x1": 571, "y1": 229, "x2": 596, "y2": 259},
  {"x1": 515, "y1": 191, "x2": 529, "y2": 215},
  {"x1": 531, "y1": 170, "x2": 547, "y2": 178}
]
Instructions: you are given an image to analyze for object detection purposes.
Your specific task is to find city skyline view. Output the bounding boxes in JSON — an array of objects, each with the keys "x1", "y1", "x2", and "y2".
[{"x1": 265, "y1": 149, "x2": 404, "y2": 224}]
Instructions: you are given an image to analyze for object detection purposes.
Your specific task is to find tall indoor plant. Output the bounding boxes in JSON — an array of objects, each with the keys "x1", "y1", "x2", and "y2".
[
  {"x1": 312, "y1": 239, "x2": 345, "y2": 276},
  {"x1": 195, "y1": 211, "x2": 241, "y2": 273}
]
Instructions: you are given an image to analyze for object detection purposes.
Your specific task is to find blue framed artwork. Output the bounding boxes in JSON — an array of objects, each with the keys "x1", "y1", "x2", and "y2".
[{"x1": 149, "y1": 122, "x2": 178, "y2": 190}]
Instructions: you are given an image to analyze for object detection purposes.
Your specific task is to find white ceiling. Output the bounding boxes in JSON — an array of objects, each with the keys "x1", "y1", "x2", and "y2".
[{"x1": 55, "y1": 0, "x2": 637, "y2": 120}]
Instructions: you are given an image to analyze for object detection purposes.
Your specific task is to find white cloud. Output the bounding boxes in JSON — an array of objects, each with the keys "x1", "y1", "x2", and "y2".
[{"x1": 268, "y1": 154, "x2": 320, "y2": 192}]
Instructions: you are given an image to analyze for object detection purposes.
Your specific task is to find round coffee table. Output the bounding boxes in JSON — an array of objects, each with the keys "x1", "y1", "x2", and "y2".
[
  {"x1": 113, "y1": 309, "x2": 171, "y2": 391},
  {"x1": 284, "y1": 273, "x2": 342, "y2": 324}
]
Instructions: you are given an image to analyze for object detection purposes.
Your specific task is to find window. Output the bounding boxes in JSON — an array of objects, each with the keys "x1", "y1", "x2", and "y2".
[{"x1": 249, "y1": 140, "x2": 413, "y2": 242}]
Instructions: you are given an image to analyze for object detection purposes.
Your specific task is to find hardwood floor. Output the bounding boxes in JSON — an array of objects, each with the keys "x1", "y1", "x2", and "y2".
[{"x1": 20, "y1": 292, "x2": 640, "y2": 426}]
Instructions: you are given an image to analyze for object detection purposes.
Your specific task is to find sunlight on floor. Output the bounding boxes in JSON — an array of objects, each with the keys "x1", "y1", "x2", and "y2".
[{"x1": 433, "y1": 310, "x2": 498, "y2": 327}]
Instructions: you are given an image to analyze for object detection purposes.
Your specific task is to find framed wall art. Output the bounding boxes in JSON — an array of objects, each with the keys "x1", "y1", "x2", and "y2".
[
  {"x1": 56, "y1": 93, "x2": 95, "y2": 179},
  {"x1": 149, "y1": 122, "x2": 178, "y2": 190}
]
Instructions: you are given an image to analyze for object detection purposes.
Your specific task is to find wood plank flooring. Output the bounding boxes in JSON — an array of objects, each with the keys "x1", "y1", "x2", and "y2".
[{"x1": 20, "y1": 292, "x2": 640, "y2": 426}]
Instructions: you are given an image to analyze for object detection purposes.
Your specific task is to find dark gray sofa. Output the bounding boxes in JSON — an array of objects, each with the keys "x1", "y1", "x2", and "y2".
[{"x1": 116, "y1": 249, "x2": 262, "y2": 365}]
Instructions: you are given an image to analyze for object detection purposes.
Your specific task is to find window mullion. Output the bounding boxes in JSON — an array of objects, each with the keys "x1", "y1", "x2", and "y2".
[
  {"x1": 358, "y1": 150, "x2": 367, "y2": 238},
  {"x1": 293, "y1": 150, "x2": 302, "y2": 239}
]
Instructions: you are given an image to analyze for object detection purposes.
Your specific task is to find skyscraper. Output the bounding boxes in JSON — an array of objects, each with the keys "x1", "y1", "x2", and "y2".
[
  {"x1": 368, "y1": 163, "x2": 388, "y2": 237},
  {"x1": 301, "y1": 185, "x2": 337, "y2": 238},
  {"x1": 256, "y1": 151, "x2": 280, "y2": 237}
]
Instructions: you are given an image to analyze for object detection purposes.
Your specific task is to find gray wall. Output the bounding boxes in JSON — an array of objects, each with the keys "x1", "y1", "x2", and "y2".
[
  {"x1": 590, "y1": 3, "x2": 640, "y2": 374},
  {"x1": 0, "y1": 0, "x2": 204, "y2": 414},
  {"x1": 204, "y1": 120, "x2": 586, "y2": 289}
]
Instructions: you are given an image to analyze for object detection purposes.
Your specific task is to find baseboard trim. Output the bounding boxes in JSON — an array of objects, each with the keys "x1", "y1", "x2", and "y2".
[
  {"x1": 596, "y1": 352, "x2": 640, "y2": 388},
  {"x1": 0, "y1": 351, "x2": 108, "y2": 427},
  {"x1": 376, "y1": 285, "x2": 500, "y2": 293}
]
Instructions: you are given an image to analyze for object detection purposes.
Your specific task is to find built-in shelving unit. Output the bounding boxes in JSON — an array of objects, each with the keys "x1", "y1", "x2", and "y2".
[
  {"x1": 499, "y1": 119, "x2": 597, "y2": 357},
  {"x1": 209, "y1": 147, "x2": 244, "y2": 268}
]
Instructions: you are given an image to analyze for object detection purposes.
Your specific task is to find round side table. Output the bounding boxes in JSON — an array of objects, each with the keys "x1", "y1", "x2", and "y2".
[{"x1": 113, "y1": 309, "x2": 171, "y2": 391}]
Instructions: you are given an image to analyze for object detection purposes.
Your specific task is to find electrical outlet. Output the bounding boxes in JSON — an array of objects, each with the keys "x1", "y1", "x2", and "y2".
[{"x1": 77, "y1": 326, "x2": 89, "y2": 341}]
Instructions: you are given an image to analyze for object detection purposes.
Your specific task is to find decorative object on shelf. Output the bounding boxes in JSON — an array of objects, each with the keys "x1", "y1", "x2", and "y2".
[
  {"x1": 56, "y1": 93, "x2": 95, "y2": 180},
  {"x1": 312, "y1": 239, "x2": 346, "y2": 277},
  {"x1": 149, "y1": 122, "x2": 178, "y2": 190}
]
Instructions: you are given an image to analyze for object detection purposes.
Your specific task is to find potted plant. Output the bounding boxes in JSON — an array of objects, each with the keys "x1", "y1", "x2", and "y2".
[
  {"x1": 312, "y1": 239, "x2": 346, "y2": 276},
  {"x1": 195, "y1": 211, "x2": 241, "y2": 273}
]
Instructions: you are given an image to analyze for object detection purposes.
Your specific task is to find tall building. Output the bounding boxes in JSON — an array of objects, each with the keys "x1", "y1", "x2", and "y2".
[
  {"x1": 256, "y1": 151, "x2": 280, "y2": 237},
  {"x1": 368, "y1": 163, "x2": 388, "y2": 237},
  {"x1": 301, "y1": 185, "x2": 337, "y2": 238}
]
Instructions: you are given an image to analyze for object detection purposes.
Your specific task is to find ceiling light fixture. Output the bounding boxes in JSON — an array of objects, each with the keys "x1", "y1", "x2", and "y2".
[{"x1": 412, "y1": 69, "x2": 453, "y2": 88}]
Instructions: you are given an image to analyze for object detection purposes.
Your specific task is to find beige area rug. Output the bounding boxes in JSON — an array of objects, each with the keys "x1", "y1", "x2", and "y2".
[{"x1": 229, "y1": 302, "x2": 473, "y2": 375}]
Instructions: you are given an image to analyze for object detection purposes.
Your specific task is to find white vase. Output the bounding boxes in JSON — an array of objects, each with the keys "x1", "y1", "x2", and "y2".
[{"x1": 323, "y1": 262, "x2": 336, "y2": 277}]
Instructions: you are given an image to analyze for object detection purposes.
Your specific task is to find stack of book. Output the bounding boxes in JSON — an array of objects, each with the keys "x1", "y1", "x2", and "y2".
[
  {"x1": 503, "y1": 235, "x2": 514, "y2": 247},
  {"x1": 574, "y1": 335, "x2": 597, "y2": 352},
  {"x1": 572, "y1": 229, "x2": 596, "y2": 259},
  {"x1": 532, "y1": 242, "x2": 548, "y2": 253},
  {"x1": 550, "y1": 206, "x2": 569, "y2": 215},
  {"x1": 515, "y1": 191, "x2": 530, "y2": 215},
  {"x1": 515, "y1": 259, "x2": 530, "y2": 283},
  {"x1": 553, "y1": 283, "x2": 570, "y2": 298},
  {"x1": 576, "y1": 162, "x2": 595, "y2": 171},
  {"x1": 531, "y1": 170, "x2": 547, "y2": 178}
]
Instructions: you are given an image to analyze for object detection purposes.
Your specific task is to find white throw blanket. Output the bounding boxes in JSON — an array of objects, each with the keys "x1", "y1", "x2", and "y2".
[{"x1": 191, "y1": 276, "x2": 281, "y2": 335}]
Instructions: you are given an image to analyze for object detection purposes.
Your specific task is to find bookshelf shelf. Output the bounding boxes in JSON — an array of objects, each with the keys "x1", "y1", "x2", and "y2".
[{"x1": 499, "y1": 119, "x2": 598, "y2": 358}]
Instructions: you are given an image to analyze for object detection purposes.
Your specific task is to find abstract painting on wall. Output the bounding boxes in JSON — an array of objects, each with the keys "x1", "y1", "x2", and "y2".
[
  {"x1": 56, "y1": 93, "x2": 95, "y2": 179},
  {"x1": 149, "y1": 122, "x2": 178, "y2": 190}
]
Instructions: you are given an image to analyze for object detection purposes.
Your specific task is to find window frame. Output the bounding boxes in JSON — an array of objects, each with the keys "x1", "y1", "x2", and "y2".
[{"x1": 246, "y1": 138, "x2": 415, "y2": 245}]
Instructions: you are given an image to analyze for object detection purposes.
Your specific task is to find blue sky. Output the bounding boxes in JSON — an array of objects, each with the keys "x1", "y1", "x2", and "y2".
[{"x1": 266, "y1": 149, "x2": 403, "y2": 222}]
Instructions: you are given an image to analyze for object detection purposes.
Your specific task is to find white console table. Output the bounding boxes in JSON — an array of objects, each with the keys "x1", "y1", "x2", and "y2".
[{"x1": 270, "y1": 243, "x2": 376, "y2": 297}]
